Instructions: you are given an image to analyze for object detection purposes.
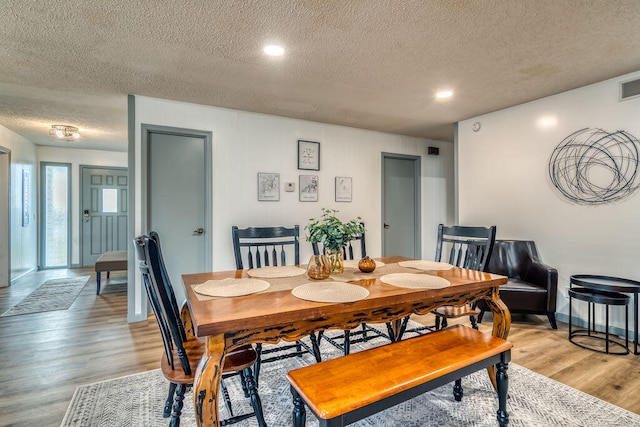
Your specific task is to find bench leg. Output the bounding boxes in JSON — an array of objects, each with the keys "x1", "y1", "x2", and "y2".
[
  {"x1": 96, "y1": 272, "x2": 101, "y2": 295},
  {"x1": 453, "y1": 378, "x2": 463, "y2": 401},
  {"x1": 291, "y1": 387, "x2": 306, "y2": 427},
  {"x1": 496, "y1": 360, "x2": 509, "y2": 427}
]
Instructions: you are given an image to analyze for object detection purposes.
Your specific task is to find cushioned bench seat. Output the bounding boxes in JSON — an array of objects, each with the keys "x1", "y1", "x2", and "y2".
[{"x1": 94, "y1": 251, "x2": 127, "y2": 294}]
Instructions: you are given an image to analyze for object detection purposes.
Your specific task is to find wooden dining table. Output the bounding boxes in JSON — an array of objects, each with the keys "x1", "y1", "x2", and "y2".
[{"x1": 182, "y1": 256, "x2": 510, "y2": 427}]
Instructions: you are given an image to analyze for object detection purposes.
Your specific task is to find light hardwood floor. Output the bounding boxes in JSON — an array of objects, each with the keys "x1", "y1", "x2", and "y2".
[{"x1": 1, "y1": 268, "x2": 638, "y2": 427}]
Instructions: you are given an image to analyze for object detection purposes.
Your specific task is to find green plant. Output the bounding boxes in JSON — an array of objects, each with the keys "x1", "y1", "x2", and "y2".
[{"x1": 305, "y1": 208, "x2": 365, "y2": 251}]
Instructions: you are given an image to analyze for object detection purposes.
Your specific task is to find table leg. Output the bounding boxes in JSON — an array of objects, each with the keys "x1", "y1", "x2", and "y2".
[
  {"x1": 634, "y1": 294, "x2": 638, "y2": 355},
  {"x1": 193, "y1": 334, "x2": 225, "y2": 427},
  {"x1": 483, "y1": 295, "x2": 511, "y2": 390}
]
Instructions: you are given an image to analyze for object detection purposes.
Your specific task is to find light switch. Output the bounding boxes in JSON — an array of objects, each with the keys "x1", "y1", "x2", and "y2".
[{"x1": 285, "y1": 182, "x2": 295, "y2": 192}]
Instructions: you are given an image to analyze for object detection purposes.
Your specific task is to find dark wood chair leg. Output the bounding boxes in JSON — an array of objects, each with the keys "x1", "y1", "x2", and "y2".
[
  {"x1": 477, "y1": 309, "x2": 486, "y2": 323},
  {"x1": 253, "y1": 343, "x2": 263, "y2": 387},
  {"x1": 164, "y1": 382, "x2": 177, "y2": 418},
  {"x1": 470, "y1": 315, "x2": 478, "y2": 330},
  {"x1": 243, "y1": 368, "x2": 267, "y2": 427},
  {"x1": 343, "y1": 330, "x2": 351, "y2": 356},
  {"x1": 170, "y1": 384, "x2": 186, "y2": 427},
  {"x1": 96, "y1": 273, "x2": 101, "y2": 295},
  {"x1": 220, "y1": 378, "x2": 234, "y2": 417},
  {"x1": 310, "y1": 333, "x2": 322, "y2": 362}
]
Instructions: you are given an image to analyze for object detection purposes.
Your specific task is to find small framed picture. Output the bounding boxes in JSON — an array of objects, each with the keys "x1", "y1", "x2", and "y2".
[
  {"x1": 257, "y1": 172, "x2": 280, "y2": 201},
  {"x1": 298, "y1": 140, "x2": 320, "y2": 171},
  {"x1": 299, "y1": 175, "x2": 318, "y2": 202},
  {"x1": 335, "y1": 176, "x2": 352, "y2": 202}
]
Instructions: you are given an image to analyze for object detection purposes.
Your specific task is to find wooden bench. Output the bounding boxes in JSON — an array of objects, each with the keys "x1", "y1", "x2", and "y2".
[
  {"x1": 94, "y1": 251, "x2": 127, "y2": 295},
  {"x1": 287, "y1": 324, "x2": 512, "y2": 427}
]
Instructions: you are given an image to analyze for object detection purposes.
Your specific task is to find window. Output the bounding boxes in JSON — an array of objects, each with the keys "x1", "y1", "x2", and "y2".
[
  {"x1": 41, "y1": 163, "x2": 71, "y2": 268},
  {"x1": 102, "y1": 188, "x2": 118, "y2": 213}
]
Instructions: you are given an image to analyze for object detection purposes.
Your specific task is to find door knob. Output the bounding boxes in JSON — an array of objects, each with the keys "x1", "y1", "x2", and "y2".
[
  {"x1": 384, "y1": 223, "x2": 390, "y2": 229},
  {"x1": 194, "y1": 228, "x2": 204, "y2": 234}
]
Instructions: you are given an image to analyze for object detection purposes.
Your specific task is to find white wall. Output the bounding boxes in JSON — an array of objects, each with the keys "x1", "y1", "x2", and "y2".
[
  {"x1": 37, "y1": 146, "x2": 127, "y2": 266},
  {"x1": 131, "y1": 96, "x2": 454, "y2": 320},
  {"x1": 457, "y1": 70, "x2": 640, "y2": 332},
  {"x1": 0, "y1": 126, "x2": 38, "y2": 282}
]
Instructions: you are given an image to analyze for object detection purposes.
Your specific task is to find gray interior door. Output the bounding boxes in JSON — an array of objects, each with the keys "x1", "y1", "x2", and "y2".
[
  {"x1": 0, "y1": 148, "x2": 9, "y2": 287},
  {"x1": 81, "y1": 166, "x2": 128, "y2": 266},
  {"x1": 146, "y1": 129, "x2": 211, "y2": 304},
  {"x1": 382, "y1": 154, "x2": 421, "y2": 258}
]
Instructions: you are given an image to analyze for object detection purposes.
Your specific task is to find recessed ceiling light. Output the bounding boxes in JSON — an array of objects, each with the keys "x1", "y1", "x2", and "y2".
[
  {"x1": 263, "y1": 44, "x2": 285, "y2": 57},
  {"x1": 436, "y1": 90, "x2": 453, "y2": 99}
]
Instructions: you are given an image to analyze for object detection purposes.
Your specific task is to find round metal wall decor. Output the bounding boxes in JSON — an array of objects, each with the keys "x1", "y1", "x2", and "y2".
[{"x1": 548, "y1": 128, "x2": 640, "y2": 205}]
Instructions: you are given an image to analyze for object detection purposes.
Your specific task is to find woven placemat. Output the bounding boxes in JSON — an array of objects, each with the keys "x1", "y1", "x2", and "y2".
[
  {"x1": 193, "y1": 278, "x2": 270, "y2": 297},
  {"x1": 291, "y1": 282, "x2": 370, "y2": 303},
  {"x1": 342, "y1": 259, "x2": 386, "y2": 269},
  {"x1": 398, "y1": 260, "x2": 454, "y2": 271},
  {"x1": 380, "y1": 273, "x2": 451, "y2": 289},
  {"x1": 247, "y1": 266, "x2": 306, "y2": 278}
]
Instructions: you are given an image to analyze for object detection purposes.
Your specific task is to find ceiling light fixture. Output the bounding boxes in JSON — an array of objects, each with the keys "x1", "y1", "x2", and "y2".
[
  {"x1": 436, "y1": 90, "x2": 453, "y2": 99},
  {"x1": 49, "y1": 125, "x2": 80, "y2": 141},
  {"x1": 263, "y1": 44, "x2": 285, "y2": 56}
]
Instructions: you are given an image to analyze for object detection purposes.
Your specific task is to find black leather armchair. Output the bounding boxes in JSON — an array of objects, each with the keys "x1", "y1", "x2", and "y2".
[{"x1": 478, "y1": 240, "x2": 558, "y2": 329}]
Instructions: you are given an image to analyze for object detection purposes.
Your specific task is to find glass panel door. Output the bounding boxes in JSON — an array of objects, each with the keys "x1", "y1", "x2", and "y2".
[{"x1": 40, "y1": 162, "x2": 71, "y2": 268}]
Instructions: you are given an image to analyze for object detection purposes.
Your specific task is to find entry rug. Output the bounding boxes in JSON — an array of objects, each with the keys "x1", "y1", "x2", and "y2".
[
  {"x1": 1, "y1": 276, "x2": 90, "y2": 317},
  {"x1": 61, "y1": 331, "x2": 640, "y2": 426}
]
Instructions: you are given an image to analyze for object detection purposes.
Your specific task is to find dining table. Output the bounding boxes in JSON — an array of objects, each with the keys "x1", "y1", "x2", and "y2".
[{"x1": 182, "y1": 256, "x2": 510, "y2": 427}]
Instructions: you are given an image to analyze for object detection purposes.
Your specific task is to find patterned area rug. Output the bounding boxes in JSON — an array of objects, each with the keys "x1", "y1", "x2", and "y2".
[
  {"x1": 1, "y1": 276, "x2": 90, "y2": 317},
  {"x1": 61, "y1": 326, "x2": 640, "y2": 427}
]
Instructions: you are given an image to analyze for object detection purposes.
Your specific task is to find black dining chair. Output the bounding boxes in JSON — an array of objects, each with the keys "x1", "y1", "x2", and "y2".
[
  {"x1": 312, "y1": 223, "x2": 394, "y2": 355},
  {"x1": 399, "y1": 224, "x2": 497, "y2": 338},
  {"x1": 232, "y1": 225, "x2": 322, "y2": 384},
  {"x1": 135, "y1": 233, "x2": 266, "y2": 427}
]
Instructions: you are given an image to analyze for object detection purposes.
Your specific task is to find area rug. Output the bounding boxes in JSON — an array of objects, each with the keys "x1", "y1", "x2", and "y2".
[
  {"x1": 61, "y1": 329, "x2": 639, "y2": 427},
  {"x1": 1, "y1": 276, "x2": 90, "y2": 317}
]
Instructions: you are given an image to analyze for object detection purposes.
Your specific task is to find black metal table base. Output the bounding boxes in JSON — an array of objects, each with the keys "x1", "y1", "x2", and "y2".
[{"x1": 568, "y1": 287, "x2": 629, "y2": 355}]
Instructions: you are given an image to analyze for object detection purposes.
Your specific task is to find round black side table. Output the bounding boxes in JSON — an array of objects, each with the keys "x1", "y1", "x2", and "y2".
[
  {"x1": 570, "y1": 275, "x2": 640, "y2": 355},
  {"x1": 568, "y1": 287, "x2": 629, "y2": 354}
]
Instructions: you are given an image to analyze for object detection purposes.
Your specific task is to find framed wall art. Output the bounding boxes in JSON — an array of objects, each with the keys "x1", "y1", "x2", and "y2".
[
  {"x1": 298, "y1": 140, "x2": 320, "y2": 171},
  {"x1": 299, "y1": 174, "x2": 318, "y2": 202},
  {"x1": 335, "y1": 176, "x2": 352, "y2": 202},
  {"x1": 257, "y1": 172, "x2": 280, "y2": 201}
]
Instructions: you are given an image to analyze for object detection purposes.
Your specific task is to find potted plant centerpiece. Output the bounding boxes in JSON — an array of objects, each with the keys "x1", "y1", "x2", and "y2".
[{"x1": 305, "y1": 208, "x2": 365, "y2": 273}]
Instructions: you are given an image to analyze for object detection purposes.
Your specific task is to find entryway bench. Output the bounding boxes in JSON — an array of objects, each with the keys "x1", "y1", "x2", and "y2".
[
  {"x1": 287, "y1": 324, "x2": 512, "y2": 427},
  {"x1": 94, "y1": 251, "x2": 127, "y2": 294}
]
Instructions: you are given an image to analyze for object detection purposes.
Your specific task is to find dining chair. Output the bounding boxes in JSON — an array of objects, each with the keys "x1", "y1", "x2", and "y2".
[
  {"x1": 232, "y1": 225, "x2": 322, "y2": 384},
  {"x1": 134, "y1": 233, "x2": 267, "y2": 427},
  {"x1": 312, "y1": 223, "x2": 393, "y2": 355},
  {"x1": 399, "y1": 224, "x2": 497, "y2": 338}
]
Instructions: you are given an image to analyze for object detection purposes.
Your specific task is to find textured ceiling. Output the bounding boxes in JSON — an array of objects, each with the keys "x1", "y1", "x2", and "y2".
[{"x1": 1, "y1": 0, "x2": 640, "y2": 152}]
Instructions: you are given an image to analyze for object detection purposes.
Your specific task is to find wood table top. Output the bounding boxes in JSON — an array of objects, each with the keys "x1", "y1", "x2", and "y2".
[{"x1": 183, "y1": 256, "x2": 508, "y2": 338}]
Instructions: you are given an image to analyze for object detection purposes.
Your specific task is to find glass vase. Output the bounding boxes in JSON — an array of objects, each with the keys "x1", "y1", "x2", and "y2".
[
  {"x1": 307, "y1": 255, "x2": 331, "y2": 280},
  {"x1": 325, "y1": 248, "x2": 344, "y2": 274}
]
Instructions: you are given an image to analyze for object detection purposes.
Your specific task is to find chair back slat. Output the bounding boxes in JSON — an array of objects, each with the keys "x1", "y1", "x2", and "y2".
[
  {"x1": 435, "y1": 224, "x2": 496, "y2": 272},
  {"x1": 232, "y1": 225, "x2": 300, "y2": 269},
  {"x1": 311, "y1": 222, "x2": 366, "y2": 260},
  {"x1": 134, "y1": 233, "x2": 192, "y2": 375}
]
